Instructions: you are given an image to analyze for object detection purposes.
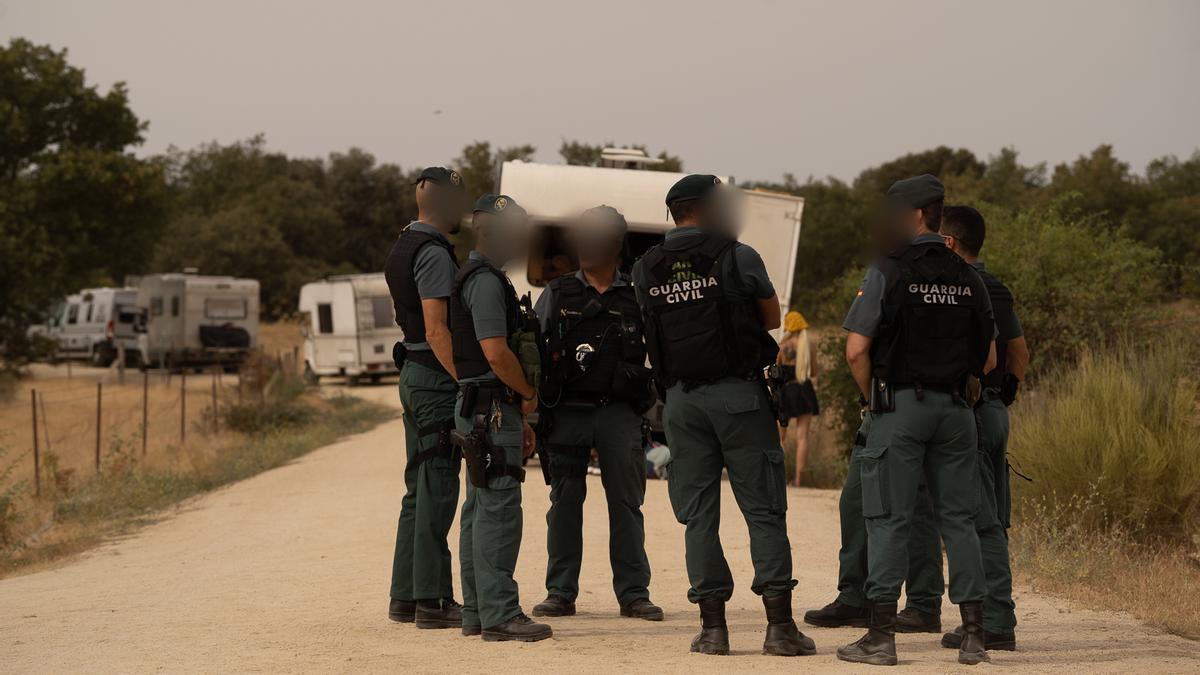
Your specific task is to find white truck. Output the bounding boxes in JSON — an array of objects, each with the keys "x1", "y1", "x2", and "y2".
[
  {"x1": 133, "y1": 273, "x2": 260, "y2": 370},
  {"x1": 497, "y1": 158, "x2": 804, "y2": 327},
  {"x1": 496, "y1": 158, "x2": 804, "y2": 432},
  {"x1": 42, "y1": 287, "x2": 141, "y2": 366},
  {"x1": 297, "y1": 273, "x2": 402, "y2": 385}
]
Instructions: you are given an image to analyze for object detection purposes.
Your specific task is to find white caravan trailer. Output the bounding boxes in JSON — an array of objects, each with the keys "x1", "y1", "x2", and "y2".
[
  {"x1": 134, "y1": 273, "x2": 260, "y2": 370},
  {"x1": 496, "y1": 159, "x2": 804, "y2": 329},
  {"x1": 297, "y1": 273, "x2": 402, "y2": 384},
  {"x1": 496, "y1": 159, "x2": 804, "y2": 432},
  {"x1": 45, "y1": 287, "x2": 140, "y2": 366}
]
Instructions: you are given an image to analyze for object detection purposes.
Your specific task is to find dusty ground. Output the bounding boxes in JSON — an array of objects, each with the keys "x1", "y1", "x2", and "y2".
[{"x1": 1, "y1": 385, "x2": 1197, "y2": 673}]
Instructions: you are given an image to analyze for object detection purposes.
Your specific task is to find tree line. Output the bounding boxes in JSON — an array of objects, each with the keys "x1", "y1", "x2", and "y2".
[{"x1": 2, "y1": 37, "x2": 1197, "y2": 373}]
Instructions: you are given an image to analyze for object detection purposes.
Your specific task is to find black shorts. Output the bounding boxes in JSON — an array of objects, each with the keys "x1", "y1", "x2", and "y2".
[{"x1": 781, "y1": 379, "x2": 820, "y2": 418}]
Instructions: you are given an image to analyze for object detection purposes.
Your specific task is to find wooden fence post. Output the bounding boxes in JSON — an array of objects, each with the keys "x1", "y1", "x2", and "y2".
[
  {"x1": 116, "y1": 344, "x2": 126, "y2": 385},
  {"x1": 180, "y1": 372, "x2": 187, "y2": 443},
  {"x1": 31, "y1": 390, "x2": 40, "y2": 497},
  {"x1": 211, "y1": 368, "x2": 219, "y2": 434},
  {"x1": 142, "y1": 370, "x2": 149, "y2": 456},
  {"x1": 95, "y1": 382, "x2": 102, "y2": 472}
]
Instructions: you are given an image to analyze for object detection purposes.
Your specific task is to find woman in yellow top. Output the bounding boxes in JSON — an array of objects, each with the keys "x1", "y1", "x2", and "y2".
[{"x1": 777, "y1": 310, "x2": 821, "y2": 486}]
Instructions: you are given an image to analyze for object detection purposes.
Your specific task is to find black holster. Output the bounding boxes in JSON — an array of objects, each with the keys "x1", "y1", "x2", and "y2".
[
  {"x1": 763, "y1": 364, "x2": 788, "y2": 426},
  {"x1": 535, "y1": 410, "x2": 554, "y2": 486},
  {"x1": 392, "y1": 341, "x2": 407, "y2": 370},
  {"x1": 410, "y1": 419, "x2": 457, "y2": 467},
  {"x1": 869, "y1": 376, "x2": 895, "y2": 413},
  {"x1": 451, "y1": 385, "x2": 525, "y2": 489}
]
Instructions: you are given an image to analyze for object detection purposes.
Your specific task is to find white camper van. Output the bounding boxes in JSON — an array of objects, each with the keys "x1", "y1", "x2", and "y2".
[
  {"x1": 496, "y1": 159, "x2": 804, "y2": 323},
  {"x1": 44, "y1": 287, "x2": 141, "y2": 366},
  {"x1": 297, "y1": 273, "x2": 402, "y2": 385},
  {"x1": 497, "y1": 158, "x2": 804, "y2": 432},
  {"x1": 134, "y1": 273, "x2": 260, "y2": 370}
]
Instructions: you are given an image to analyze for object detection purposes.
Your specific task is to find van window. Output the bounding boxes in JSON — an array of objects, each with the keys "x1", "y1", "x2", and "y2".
[
  {"x1": 170, "y1": 296, "x2": 180, "y2": 317},
  {"x1": 371, "y1": 296, "x2": 394, "y2": 329},
  {"x1": 317, "y1": 303, "x2": 334, "y2": 334},
  {"x1": 84, "y1": 303, "x2": 93, "y2": 323},
  {"x1": 526, "y1": 224, "x2": 665, "y2": 287},
  {"x1": 67, "y1": 304, "x2": 80, "y2": 324},
  {"x1": 116, "y1": 305, "x2": 140, "y2": 324},
  {"x1": 150, "y1": 297, "x2": 163, "y2": 316},
  {"x1": 205, "y1": 297, "x2": 247, "y2": 320}
]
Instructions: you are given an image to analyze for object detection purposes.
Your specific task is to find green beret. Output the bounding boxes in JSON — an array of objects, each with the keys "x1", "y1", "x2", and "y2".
[
  {"x1": 413, "y1": 166, "x2": 464, "y2": 189},
  {"x1": 886, "y1": 174, "x2": 945, "y2": 208},
  {"x1": 580, "y1": 205, "x2": 627, "y2": 236},
  {"x1": 665, "y1": 174, "x2": 723, "y2": 206},
  {"x1": 473, "y1": 193, "x2": 524, "y2": 217}
]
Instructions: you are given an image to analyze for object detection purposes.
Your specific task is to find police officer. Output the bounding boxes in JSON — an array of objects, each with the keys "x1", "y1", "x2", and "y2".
[
  {"x1": 836, "y1": 175, "x2": 997, "y2": 667},
  {"x1": 450, "y1": 193, "x2": 551, "y2": 642},
  {"x1": 902, "y1": 205, "x2": 1030, "y2": 651},
  {"x1": 633, "y1": 175, "x2": 815, "y2": 657},
  {"x1": 530, "y1": 205, "x2": 662, "y2": 622},
  {"x1": 383, "y1": 166, "x2": 469, "y2": 629}
]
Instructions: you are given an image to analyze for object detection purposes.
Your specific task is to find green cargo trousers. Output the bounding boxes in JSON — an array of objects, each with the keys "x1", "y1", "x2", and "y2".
[
  {"x1": 906, "y1": 396, "x2": 1016, "y2": 632},
  {"x1": 835, "y1": 414, "x2": 940, "y2": 615},
  {"x1": 390, "y1": 360, "x2": 460, "y2": 602},
  {"x1": 543, "y1": 402, "x2": 650, "y2": 606},
  {"x1": 861, "y1": 389, "x2": 986, "y2": 605},
  {"x1": 456, "y1": 393, "x2": 525, "y2": 630},
  {"x1": 663, "y1": 377, "x2": 796, "y2": 604}
]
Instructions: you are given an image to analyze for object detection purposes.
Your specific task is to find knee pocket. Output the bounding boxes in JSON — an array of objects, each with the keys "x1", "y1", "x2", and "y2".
[{"x1": 855, "y1": 446, "x2": 890, "y2": 518}]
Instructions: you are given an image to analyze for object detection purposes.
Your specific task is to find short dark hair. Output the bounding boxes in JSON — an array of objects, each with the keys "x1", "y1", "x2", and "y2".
[
  {"x1": 668, "y1": 199, "x2": 700, "y2": 224},
  {"x1": 920, "y1": 198, "x2": 944, "y2": 233},
  {"x1": 941, "y1": 205, "x2": 986, "y2": 256}
]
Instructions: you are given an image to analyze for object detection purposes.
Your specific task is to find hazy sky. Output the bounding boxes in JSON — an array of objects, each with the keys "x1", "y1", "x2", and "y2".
[{"x1": 4, "y1": 0, "x2": 1198, "y2": 183}]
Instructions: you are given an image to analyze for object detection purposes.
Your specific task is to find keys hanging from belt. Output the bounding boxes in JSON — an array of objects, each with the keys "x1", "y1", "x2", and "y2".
[{"x1": 489, "y1": 399, "x2": 503, "y2": 431}]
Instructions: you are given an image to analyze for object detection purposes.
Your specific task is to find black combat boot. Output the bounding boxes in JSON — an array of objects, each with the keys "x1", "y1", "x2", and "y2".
[
  {"x1": 532, "y1": 594, "x2": 576, "y2": 617},
  {"x1": 894, "y1": 606, "x2": 941, "y2": 633},
  {"x1": 461, "y1": 623, "x2": 482, "y2": 637},
  {"x1": 761, "y1": 591, "x2": 817, "y2": 656},
  {"x1": 836, "y1": 601, "x2": 898, "y2": 666},
  {"x1": 942, "y1": 624, "x2": 1016, "y2": 651},
  {"x1": 620, "y1": 598, "x2": 665, "y2": 621},
  {"x1": 415, "y1": 598, "x2": 463, "y2": 629},
  {"x1": 803, "y1": 599, "x2": 870, "y2": 628},
  {"x1": 957, "y1": 601, "x2": 990, "y2": 665},
  {"x1": 481, "y1": 613, "x2": 553, "y2": 642},
  {"x1": 690, "y1": 599, "x2": 730, "y2": 655},
  {"x1": 388, "y1": 598, "x2": 415, "y2": 623}
]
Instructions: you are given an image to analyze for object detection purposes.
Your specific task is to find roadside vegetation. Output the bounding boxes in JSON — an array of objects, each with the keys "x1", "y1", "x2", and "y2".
[{"x1": 0, "y1": 356, "x2": 394, "y2": 578}]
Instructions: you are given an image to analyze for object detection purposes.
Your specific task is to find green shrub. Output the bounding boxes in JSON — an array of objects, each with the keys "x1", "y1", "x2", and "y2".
[
  {"x1": 1009, "y1": 337, "x2": 1200, "y2": 543},
  {"x1": 981, "y1": 200, "x2": 1166, "y2": 369}
]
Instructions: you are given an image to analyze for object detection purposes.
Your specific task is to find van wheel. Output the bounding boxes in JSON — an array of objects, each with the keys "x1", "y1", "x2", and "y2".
[
  {"x1": 303, "y1": 364, "x2": 320, "y2": 386},
  {"x1": 90, "y1": 345, "x2": 115, "y2": 368}
]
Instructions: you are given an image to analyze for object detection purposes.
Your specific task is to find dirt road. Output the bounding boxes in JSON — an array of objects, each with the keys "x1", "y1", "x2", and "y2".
[{"x1": 2, "y1": 385, "x2": 1197, "y2": 673}]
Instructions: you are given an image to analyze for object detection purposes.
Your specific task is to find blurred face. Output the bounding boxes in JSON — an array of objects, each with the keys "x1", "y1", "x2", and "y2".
[
  {"x1": 478, "y1": 211, "x2": 531, "y2": 266},
  {"x1": 696, "y1": 186, "x2": 743, "y2": 239},
  {"x1": 567, "y1": 218, "x2": 623, "y2": 271},
  {"x1": 425, "y1": 183, "x2": 470, "y2": 233}
]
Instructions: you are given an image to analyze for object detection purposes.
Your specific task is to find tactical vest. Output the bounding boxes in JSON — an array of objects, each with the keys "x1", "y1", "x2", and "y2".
[
  {"x1": 450, "y1": 259, "x2": 521, "y2": 380},
  {"x1": 639, "y1": 234, "x2": 778, "y2": 388},
  {"x1": 543, "y1": 273, "x2": 646, "y2": 401},
  {"x1": 870, "y1": 242, "x2": 992, "y2": 390},
  {"x1": 384, "y1": 227, "x2": 458, "y2": 371},
  {"x1": 978, "y1": 268, "x2": 1014, "y2": 390}
]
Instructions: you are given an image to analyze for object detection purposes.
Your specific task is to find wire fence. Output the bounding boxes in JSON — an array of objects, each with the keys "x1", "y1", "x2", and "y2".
[{"x1": 1, "y1": 348, "x2": 304, "y2": 498}]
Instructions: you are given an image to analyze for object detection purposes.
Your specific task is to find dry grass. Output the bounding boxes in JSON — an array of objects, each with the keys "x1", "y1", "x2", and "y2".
[
  {"x1": 258, "y1": 320, "x2": 305, "y2": 363},
  {"x1": 0, "y1": 355, "x2": 394, "y2": 578},
  {"x1": 1007, "y1": 333, "x2": 1200, "y2": 640}
]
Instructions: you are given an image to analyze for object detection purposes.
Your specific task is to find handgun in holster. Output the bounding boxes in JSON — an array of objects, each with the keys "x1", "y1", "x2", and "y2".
[
  {"x1": 451, "y1": 419, "x2": 491, "y2": 489},
  {"x1": 869, "y1": 376, "x2": 895, "y2": 414},
  {"x1": 763, "y1": 363, "x2": 788, "y2": 426}
]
